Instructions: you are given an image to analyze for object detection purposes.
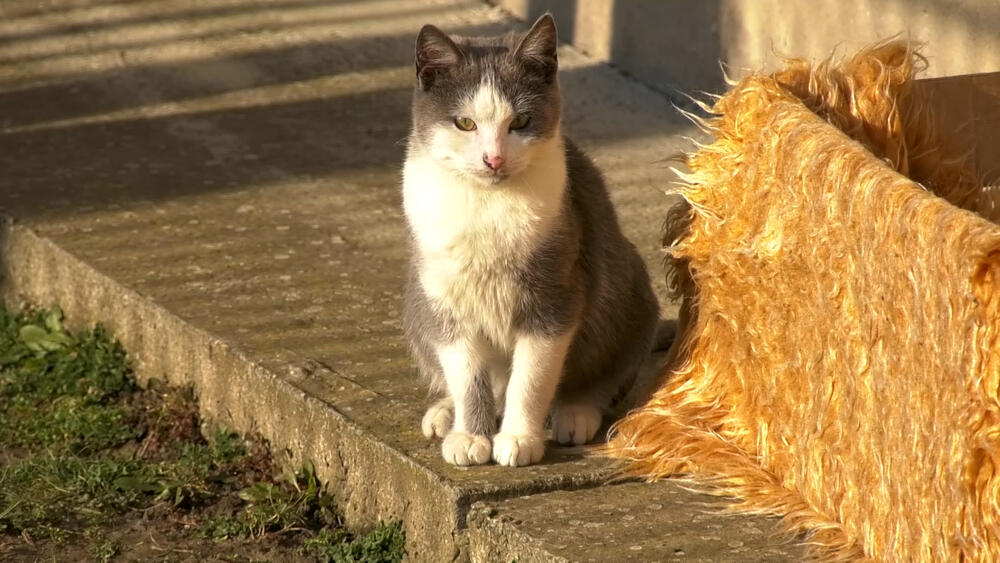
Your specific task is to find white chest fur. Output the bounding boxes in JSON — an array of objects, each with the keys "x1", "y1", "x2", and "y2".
[{"x1": 402, "y1": 138, "x2": 567, "y2": 348}]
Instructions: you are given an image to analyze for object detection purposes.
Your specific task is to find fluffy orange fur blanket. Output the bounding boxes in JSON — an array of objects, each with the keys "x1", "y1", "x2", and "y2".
[{"x1": 607, "y1": 43, "x2": 1000, "y2": 561}]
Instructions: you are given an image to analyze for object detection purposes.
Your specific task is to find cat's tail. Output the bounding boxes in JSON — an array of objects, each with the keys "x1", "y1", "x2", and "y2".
[
  {"x1": 610, "y1": 317, "x2": 680, "y2": 419},
  {"x1": 651, "y1": 317, "x2": 677, "y2": 353}
]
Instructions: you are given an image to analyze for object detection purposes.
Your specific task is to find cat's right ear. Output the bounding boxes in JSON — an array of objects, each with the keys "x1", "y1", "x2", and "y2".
[
  {"x1": 415, "y1": 25, "x2": 463, "y2": 91},
  {"x1": 514, "y1": 14, "x2": 558, "y2": 82}
]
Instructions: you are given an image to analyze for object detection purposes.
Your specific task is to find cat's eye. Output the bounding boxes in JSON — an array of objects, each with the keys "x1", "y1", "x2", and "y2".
[
  {"x1": 509, "y1": 115, "x2": 530, "y2": 131},
  {"x1": 454, "y1": 117, "x2": 477, "y2": 131}
]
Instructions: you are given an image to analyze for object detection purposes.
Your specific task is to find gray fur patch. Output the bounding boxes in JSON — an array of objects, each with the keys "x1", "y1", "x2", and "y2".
[
  {"x1": 410, "y1": 17, "x2": 561, "y2": 152},
  {"x1": 464, "y1": 368, "x2": 498, "y2": 436}
]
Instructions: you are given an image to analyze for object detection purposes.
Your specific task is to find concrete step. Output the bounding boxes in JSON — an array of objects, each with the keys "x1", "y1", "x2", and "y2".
[
  {"x1": 469, "y1": 481, "x2": 799, "y2": 562},
  {"x1": 0, "y1": 0, "x2": 802, "y2": 560}
]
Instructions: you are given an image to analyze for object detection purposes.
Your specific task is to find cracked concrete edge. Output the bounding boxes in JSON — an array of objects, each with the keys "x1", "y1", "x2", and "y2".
[
  {"x1": 0, "y1": 217, "x2": 469, "y2": 561},
  {"x1": 464, "y1": 479, "x2": 806, "y2": 562},
  {"x1": 467, "y1": 502, "x2": 569, "y2": 563}
]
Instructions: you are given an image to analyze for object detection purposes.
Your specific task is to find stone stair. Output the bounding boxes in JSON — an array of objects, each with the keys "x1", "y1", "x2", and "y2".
[{"x1": 0, "y1": 0, "x2": 800, "y2": 560}]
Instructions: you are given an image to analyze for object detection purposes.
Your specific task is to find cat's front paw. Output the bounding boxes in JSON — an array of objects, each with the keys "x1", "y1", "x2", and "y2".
[
  {"x1": 421, "y1": 399, "x2": 454, "y2": 439},
  {"x1": 492, "y1": 432, "x2": 545, "y2": 467},
  {"x1": 551, "y1": 403, "x2": 602, "y2": 445},
  {"x1": 441, "y1": 431, "x2": 492, "y2": 466}
]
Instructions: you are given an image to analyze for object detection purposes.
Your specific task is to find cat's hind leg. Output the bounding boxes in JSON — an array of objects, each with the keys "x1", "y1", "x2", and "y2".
[
  {"x1": 551, "y1": 400, "x2": 603, "y2": 445},
  {"x1": 421, "y1": 396, "x2": 454, "y2": 439},
  {"x1": 489, "y1": 356, "x2": 511, "y2": 421}
]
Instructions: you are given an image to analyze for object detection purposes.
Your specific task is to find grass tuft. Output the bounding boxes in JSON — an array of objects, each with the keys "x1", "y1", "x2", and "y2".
[
  {"x1": 202, "y1": 460, "x2": 339, "y2": 540},
  {"x1": 305, "y1": 521, "x2": 406, "y2": 563},
  {"x1": 0, "y1": 305, "x2": 405, "y2": 561},
  {"x1": 89, "y1": 538, "x2": 121, "y2": 562}
]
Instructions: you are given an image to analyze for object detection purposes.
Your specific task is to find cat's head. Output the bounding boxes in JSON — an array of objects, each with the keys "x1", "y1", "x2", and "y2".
[{"x1": 409, "y1": 15, "x2": 562, "y2": 185}]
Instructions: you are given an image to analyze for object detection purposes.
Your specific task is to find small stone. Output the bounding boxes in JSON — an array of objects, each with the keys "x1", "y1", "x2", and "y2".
[{"x1": 629, "y1": 545, "x2": 642, "y2": 551}]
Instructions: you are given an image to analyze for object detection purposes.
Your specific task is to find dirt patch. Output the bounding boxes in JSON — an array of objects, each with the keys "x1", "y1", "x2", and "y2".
[{"x1": 0, "y1": 306, "x2": 405, "y2": 562}]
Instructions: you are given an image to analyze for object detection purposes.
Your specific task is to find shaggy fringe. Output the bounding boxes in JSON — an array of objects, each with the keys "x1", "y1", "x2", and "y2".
[
  {"x1": 771, "y1": 40, "x2": 985, "y2": 214},
  {"x1": 605, "y1": 41, "x2": 1000, "y2": 561}
]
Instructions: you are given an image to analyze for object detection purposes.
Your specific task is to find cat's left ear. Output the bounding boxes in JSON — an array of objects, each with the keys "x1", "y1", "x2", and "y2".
[
  {"x1": 415, "y1": 25, "x2": 463, "y2": 91},
  {"x1": 514, "y1": 13, "x2": 558, "y2": 82}
]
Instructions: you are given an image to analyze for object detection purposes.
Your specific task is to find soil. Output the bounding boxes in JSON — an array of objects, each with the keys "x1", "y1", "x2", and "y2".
[{"x1": 0, "y1": 307, "x2": 403, "y2": 562}]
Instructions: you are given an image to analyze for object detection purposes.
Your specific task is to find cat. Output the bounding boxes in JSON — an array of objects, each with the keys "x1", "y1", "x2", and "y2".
[{"x1": 401, "y1": 14, "x2": 659, "y2": 467}]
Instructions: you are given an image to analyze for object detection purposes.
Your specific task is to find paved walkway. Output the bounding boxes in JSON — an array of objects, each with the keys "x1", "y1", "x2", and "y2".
[{"x1": 0, "y1": 0, "x2": 799, "y2": 560}]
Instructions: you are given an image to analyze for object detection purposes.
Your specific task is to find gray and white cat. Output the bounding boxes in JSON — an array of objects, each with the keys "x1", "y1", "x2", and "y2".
[{"x1": 402, "y1": 14, "x2": 658, "y2": 467}]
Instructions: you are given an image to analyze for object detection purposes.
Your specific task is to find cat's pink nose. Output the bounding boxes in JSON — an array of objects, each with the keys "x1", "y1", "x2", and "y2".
[{"x1": 483, "y1": 154, "x2": 505, "y2": 171}]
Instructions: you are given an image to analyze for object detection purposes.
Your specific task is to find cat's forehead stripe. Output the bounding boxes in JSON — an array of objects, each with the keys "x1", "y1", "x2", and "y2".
[{"x1": 466, "y1": 78, "x2": 513, "y2": 125}]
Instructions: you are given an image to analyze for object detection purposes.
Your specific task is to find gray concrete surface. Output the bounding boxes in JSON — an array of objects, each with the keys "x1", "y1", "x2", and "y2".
[
  {"x1": 468, "y1": 482, "x2": 800, "y2": 562},
  {"x1": 496, "y1": 0, "x2": 1000, "y2": 98},
  {"x1": 0, "y1": 0, "x2": 799, "y2": 560}
]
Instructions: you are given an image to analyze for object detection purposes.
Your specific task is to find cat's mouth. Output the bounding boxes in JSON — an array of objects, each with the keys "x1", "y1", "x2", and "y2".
[{"x1": 471, "y1": 169, "x2": 510, "y2": 184}]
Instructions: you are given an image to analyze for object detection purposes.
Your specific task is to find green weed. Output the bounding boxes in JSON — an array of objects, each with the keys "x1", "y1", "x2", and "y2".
[
  {"x1": 89, "y1": 538, "x2": 121, "y2": 562},
  {"x1": 0, "y1": 304, "x2": 405, "y2": 561},
  {"x1": 202, "y1": 460, "x2": 339, "y2": 539},
  {"x1": 0, "y1": 455, "x2": 152, "y2": 537},
  {"x1": 305, "y1": 521, "x2": 406, "y2": 563}
]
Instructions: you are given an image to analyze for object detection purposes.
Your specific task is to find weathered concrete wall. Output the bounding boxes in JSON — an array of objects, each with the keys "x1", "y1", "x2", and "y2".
[
  {"x1": 493, "y1": 0, "x2": 727, "y2": 97},
  {"x1": 494, "y1": 0, "x2": 1000, "y2": 96},
  {"x1": 721, "y1": 0, "x2": 1000, "y2": 80}
]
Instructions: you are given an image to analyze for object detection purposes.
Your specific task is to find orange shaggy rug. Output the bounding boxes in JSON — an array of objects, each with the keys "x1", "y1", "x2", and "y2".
[{"x1": 607, "y1": 43, "x2": 1000, "y2": 561}]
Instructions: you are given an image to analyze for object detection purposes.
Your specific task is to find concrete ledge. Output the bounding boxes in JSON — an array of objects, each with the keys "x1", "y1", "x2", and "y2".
[
  {"x1": 0, "y1": 0, "x2": 794, "y2": 560},
  {"x1": 468, "y1": 481, "x2": 802, "y2": 562},
  {"x1": 0, "y1": 215, "x2": 801, "y2": 560},
  {"x1": 1, "y1": 219, "x2": 620, "y2": 560},
  {"x1": 0, "y1": 220, "x2": 454, "y2": 560}
]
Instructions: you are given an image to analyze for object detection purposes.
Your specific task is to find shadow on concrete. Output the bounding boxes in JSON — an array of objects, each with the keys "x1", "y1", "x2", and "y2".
[
  {"x1": 0, "y1": 2, "x2": 461, "y2": 66},
  {"x1": 0, "y1": 1, "x2": 690, "y2": 222},
  {"x1": 516, "y1": 0, "x2": 726, "y2": 101},
  {"x1": 0, "y1": 3, "x2": 498, "y2": 217},
  {"x1": 608, "y1": 1, "x2": 725, "y2": 99},
  {"x1": 0, "y1": 0, "x2": 361, "y2": 43},
  {"x1": 0, "y1": 0, "x2": 148, "y2": 22},
  {"x1": 0, "y1": 0, "x2": 696, "y2": 478}
]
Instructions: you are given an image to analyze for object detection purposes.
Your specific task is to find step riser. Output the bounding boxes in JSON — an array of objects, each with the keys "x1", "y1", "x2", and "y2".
[{"x1": 0, "y1": 220, "x2": 465, "y2": 562}]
